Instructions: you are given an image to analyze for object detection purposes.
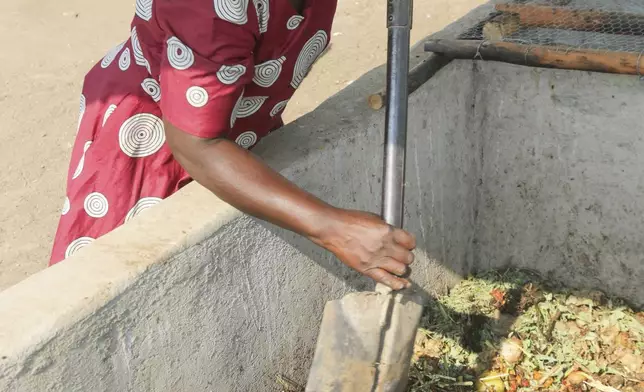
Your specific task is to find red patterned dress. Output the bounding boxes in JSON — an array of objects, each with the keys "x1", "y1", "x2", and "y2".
[{"x1": 49, "y1": 0, "x2": 337, "y2": 265}]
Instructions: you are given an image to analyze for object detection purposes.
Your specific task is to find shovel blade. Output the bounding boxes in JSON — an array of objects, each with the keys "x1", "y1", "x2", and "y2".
[{"x1": 305, "y1": 290, "x2": 424, "y2": 392}]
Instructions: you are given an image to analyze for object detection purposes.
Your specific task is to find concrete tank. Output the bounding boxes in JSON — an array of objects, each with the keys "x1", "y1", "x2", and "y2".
[{"x1": 1, "y1": 4, "x2": 643, "y2": 391}]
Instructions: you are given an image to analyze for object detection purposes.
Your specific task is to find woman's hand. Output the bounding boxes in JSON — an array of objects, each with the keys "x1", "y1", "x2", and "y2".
[{"x1": 312, "y1": 209, "x2": 416, "y2": 291}]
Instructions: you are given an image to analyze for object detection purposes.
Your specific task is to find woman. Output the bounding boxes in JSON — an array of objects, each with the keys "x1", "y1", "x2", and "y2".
[{"x1": 51, "y1": 0, "x2": 416, "y2": 290}]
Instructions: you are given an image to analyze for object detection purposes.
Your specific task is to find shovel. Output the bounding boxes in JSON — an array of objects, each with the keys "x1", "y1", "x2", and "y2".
[{"x1": 305, "y1": 0, "x2": 424, "y2": 390}]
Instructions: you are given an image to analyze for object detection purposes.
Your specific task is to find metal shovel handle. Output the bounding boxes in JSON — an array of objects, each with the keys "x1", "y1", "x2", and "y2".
[
  {"x1": 382, "y1": 0, "x2": 412, "y2": 228},
  {"x1": 377, "y1": 0, "x2": 413, "y2": 295}
]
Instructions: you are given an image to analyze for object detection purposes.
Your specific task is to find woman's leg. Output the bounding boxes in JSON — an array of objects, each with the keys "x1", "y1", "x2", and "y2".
[{"x1": 49, "y1": 85, "x2": 191, "y2": 266}]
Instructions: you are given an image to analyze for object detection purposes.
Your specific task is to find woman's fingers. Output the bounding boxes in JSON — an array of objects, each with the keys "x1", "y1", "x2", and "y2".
[
  {"x1": 392, "y1": 227, "x2": 416, "y2": 250},
  {"x1": 384, "y1": 243, "x2": 415, "y2": 265},
  {"x1": 378, "y1": 257, "x2": 408, "y2": 276},
  {"x1": 366, "y1": 267, "x2": 411, "y2": 290}
]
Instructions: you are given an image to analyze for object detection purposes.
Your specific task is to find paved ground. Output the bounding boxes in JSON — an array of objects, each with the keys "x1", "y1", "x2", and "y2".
[{"x1": 0, "y1": 0, "x2": 484, "y2": 291}]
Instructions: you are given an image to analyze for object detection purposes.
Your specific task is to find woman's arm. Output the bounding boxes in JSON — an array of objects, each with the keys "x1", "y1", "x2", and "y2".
[{"x1": 165, "y1": 120, "x2": 416, "y2": 290}]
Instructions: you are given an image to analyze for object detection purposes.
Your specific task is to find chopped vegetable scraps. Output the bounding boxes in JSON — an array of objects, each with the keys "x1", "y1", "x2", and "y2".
[{"x1": 408, "y1": 269, "x2": 644, "y2": 392}]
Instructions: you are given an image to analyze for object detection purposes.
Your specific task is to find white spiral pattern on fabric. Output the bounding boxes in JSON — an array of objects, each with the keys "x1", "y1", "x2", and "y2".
[
  {"x1": 84, "y1": 192, "x2": 109, "y2": 218},
  {"x1": 131, "y1": 28, "x2": 144, "y2": 63},
  {"x1": 100, "y1": 42, "x2": 125, "y2": 69},
  {"x1": 65, "y1": 237, "x2": 95, "y2": 259},
  {"x1": 253, "y1": 56, "x2": 285, "y2": 88},
  {"x1": 119, "y1": 48, "x2": 131, "y2": 71},
  {"x1": 77, "y1": 94, "x2": 86, "y2": 133},
  {"x1": 166, "y1": 37, "x2": 194, "y2": 70},
  {"x1": 253, "y1": 0, "x2": 269, "y2": 33},
  {"x1": 103, "y1": 104, "x2": 117, "y2": 127},
  {"x1": 270, "y1": 100, "x2": 289, "y2": 117},
  {"x1": 235, "y1": 131, "x2": 258, "y2": 149},
  {"x1": 131, "y1": 27, "x2": 151, "y2": 73},
  {"x1": 125, "y1": 197, "x2": 162, "y2": 223},
  {"x1": 291, "y1": 30, "x2": 328, "y2": 89},
  {"x1": 119, "y1": 113, "x2": 165, "y2": 158},
  {"x1": 142, "y1": 78, "x2": 161, "y2": 102},
  {"x1": 79, "y1": 94, "x2": 86, "y2": 116},
  {"x1": 62, "y1": 197, "x2": 71, "y2": 216},
  {"x1": 186, "y1": 86, "x2": 209, "y2": 108},
  {"x1": 135, "y1": 0, "x2": 153, "y2": 21},
  {"x1": 230, "y1": 90, "x2": 245, "y2": 128},
  {"x1": 72, "y1": 141, "x2": 92, "y2": 180},
  {"x1": 236, "y1": 96, "x2": 267, "y2": 118},
  {"x1": 287, "y1": 15, "x2": 304, "y2": 30},
  {"x1": 214, "y1": 0, "x2": 249, "y2": 25},
  {"x1": 72, "y1": 154, "x2": 85, "y2": 179},
  {"x1": 217, "y1": 64, "x2": 246, "y2": 85}
]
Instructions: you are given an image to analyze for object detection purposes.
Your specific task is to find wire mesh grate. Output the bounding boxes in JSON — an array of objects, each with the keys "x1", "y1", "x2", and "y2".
[{"x1": 459, "y1": 0, "x2": 644, "y2": 54}]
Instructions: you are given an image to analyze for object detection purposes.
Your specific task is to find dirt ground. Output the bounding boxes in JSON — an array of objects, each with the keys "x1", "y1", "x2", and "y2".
[{"x1": 0, "y1": 0, "x2": 483, "y2": 291}]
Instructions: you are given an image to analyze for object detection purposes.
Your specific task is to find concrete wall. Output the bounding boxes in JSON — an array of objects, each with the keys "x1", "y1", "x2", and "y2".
[
  {"x1": 2, "y1": 6, "x2": 644, "y2": 392},
  {"x1": 473, "y1": 62, "x2": 644, "y2": 303}
]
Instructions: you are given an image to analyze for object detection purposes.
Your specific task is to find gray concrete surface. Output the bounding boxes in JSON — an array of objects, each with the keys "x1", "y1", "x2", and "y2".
[{"x1": 2, "y1": 4, "x2": 644, "y2": 391}]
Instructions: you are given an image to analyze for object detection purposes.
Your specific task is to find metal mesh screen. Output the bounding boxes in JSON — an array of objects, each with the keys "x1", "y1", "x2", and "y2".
[{"x1": 459, "y1": 0, "x2": 644, "y2": 54}]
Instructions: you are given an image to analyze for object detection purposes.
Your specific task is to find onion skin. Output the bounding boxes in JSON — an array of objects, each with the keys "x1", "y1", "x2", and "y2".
[
  {"x1": 566, "y1": 371, "x2": 587, "y2": 386},
  {"x1": 500, "y1": 337, "x2": 524, "y2": 365}
]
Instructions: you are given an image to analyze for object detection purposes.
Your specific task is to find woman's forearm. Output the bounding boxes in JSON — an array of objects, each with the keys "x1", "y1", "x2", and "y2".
[
  {"x1": 164, "y1": 120, "x2": 416, "y2": 290},
  {"x1": 164, "y1": 121, "x2": 340, "y2": 244}
]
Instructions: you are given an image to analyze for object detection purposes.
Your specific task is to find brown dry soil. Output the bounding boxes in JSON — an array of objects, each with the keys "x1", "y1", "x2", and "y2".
[{"x1": 0, "y1": 0, "x2": 484, "y2": 291}]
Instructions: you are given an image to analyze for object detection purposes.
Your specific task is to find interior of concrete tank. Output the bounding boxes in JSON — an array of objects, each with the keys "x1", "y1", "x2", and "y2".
[
  {"x1": 403, "y1": 58, "x2": 644, "y2": 392},
  {"x1": 440, "y1": 60, "x2": 644, "y2": 305},
  {"x1": 1, "y1": 55, "x2": 644, "y2": 391}
]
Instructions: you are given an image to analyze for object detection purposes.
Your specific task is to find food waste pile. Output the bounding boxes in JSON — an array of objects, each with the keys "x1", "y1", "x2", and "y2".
[{"x1": 408, "y1": 269, "x2": 644, "y2": 392}]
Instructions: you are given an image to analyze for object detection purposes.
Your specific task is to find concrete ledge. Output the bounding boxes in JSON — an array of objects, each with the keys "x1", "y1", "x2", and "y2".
[{"x1": 0, "y1": 185, "x2": 240, "y2": 363}]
